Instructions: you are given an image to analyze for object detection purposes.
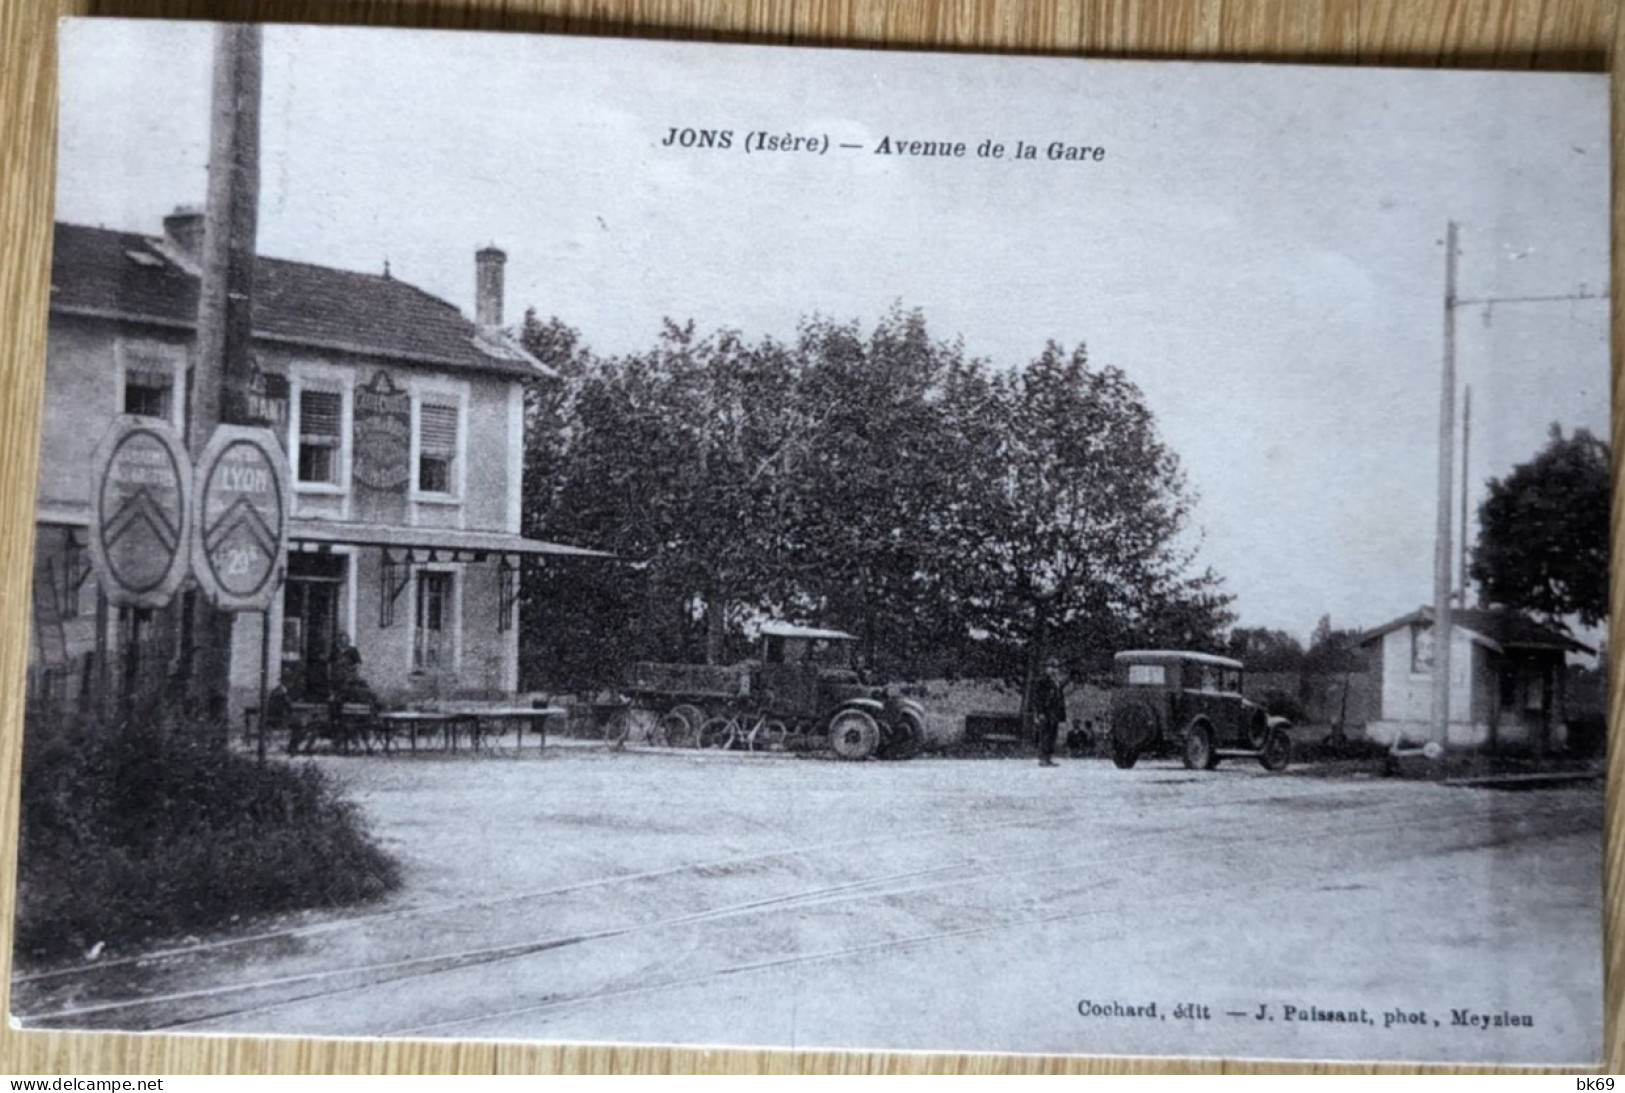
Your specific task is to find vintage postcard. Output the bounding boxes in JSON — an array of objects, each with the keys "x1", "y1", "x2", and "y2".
[{"x1": 10, "y1": 18, "x2": 1609, "y2": 1065}]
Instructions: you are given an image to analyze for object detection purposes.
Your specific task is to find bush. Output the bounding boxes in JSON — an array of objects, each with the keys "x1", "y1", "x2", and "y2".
[
  {"x1": 1566, "y1": 712, "x2": 1608, "y2": 760},
  {"x1": 16, "y1": 717, "x2": 400, "y2": 964}
]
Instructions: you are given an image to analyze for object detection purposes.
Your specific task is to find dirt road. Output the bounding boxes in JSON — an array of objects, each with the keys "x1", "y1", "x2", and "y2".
[{"x1": 13, "y1": 747, "x2": 1603, "y2": 1064}]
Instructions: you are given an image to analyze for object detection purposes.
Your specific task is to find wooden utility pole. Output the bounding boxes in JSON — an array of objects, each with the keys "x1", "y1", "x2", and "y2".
[
  {"x1": 1430, "y1": 221, "x2": 1458, "y2": 749},
  {"x1": 185, "y1": 23, "x2": 263, "y2": 731},
  {"x1": 1458, "y1": 384, "x2": 1471, "y2": 606}
]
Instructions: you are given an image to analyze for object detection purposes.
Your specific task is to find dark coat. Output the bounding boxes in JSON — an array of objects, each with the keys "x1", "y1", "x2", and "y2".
[{"x1": 1033, "y1": 675, "x2": 1067, "y2": 726}]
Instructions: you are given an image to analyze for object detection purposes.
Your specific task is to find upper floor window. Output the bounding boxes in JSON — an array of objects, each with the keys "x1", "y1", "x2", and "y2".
[
  {"x1": 297, "y1": 388, "x2": 343, "y2": 485},
  {"x1": 118, "y1": 339, "x2": 185, "y2": 428},
  {"x1": 123, "y1": 368, "x2": 173, "y2": 419},
  {"x1": 417, "y1": 401, "x2": 459, "y2": 496}
]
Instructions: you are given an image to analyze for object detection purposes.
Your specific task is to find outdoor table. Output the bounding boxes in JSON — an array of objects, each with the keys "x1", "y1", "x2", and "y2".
[
  {"x1": 376, "y1": 710, "x2": 470, "y2": 752},
  {"x1": 377, "y1": 706, "x2": 565, "y2": 752},
  {"x1": 451, "y1": 706, "x2": 564, "y2": 750}
]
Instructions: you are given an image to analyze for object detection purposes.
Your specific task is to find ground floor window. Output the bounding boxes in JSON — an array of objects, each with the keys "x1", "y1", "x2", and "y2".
[{"x1": 414, "y1": 571, "x2": 453, "y2": 671}]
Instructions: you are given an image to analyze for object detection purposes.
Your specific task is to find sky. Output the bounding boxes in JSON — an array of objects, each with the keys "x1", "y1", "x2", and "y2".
[{"x1": 53, "y1": 19, "x2": 1611, "y2": 642}]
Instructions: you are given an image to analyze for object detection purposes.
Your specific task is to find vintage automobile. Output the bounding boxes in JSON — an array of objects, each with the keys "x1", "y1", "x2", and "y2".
[
  {"x1": 610, "y1": 622, "x2": 928, "y2": 760},
  {"x1": 1107, "y1": 650, "x2": 1293, "y2": 772}
]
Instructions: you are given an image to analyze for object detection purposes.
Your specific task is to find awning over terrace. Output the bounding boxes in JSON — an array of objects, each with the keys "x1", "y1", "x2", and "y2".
[
  {"x1": 287, "y1": 520, "x2": 613, "y2": 630},
  {"x1": 287, "y1": 520, "x2": 613, "y2": 560}
]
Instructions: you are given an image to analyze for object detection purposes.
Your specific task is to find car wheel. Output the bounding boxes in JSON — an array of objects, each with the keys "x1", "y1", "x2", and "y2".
[
  {"x1": 1110, "y1": 739, "x2": 1139, "y2": 769},
  {"x1": 1259, "y1": 726, "x2": 1293, "y2": 772},
  {"x1": 1183, "y1": 724, "x2": 1215, "y2": 771},
  {"x1": 828, "y1": 709, "x2": 881, "y2": 760},
  {"x1": 1246, "y1": 710, "x2": 1270, "y2": 750}
]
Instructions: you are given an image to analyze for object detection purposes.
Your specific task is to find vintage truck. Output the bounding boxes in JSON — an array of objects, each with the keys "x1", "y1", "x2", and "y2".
[{"x1": 606, "y1": 622, "x2": 928, "y2": 760}]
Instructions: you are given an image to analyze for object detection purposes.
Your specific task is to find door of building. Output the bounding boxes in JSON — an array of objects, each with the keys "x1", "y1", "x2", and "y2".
[{"x1": 283, "y1": 553, "x2": 347, "y2": 700}]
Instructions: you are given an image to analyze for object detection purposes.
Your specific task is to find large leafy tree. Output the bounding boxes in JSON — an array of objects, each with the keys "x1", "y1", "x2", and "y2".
[
  {"x1": 1469, "y1": 425, "x2": 1610, "y2": 629},
  {"x1": 518, "y1": 310, "x2": 1232, "y2": 692},
  {"x1": 951, "y1": 342, "x2": 1232, "y2": 691}
]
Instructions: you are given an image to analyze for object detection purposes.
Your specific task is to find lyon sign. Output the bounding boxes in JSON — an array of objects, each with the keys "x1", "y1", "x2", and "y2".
[{"x1": 191, "y1": 425, "x2": 290, "y2": 611}]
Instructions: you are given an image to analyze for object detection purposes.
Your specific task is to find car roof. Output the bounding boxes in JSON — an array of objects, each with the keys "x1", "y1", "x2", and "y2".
[{"x1": 1114, "y1": 650, "x2": 1245, "y2": 670}]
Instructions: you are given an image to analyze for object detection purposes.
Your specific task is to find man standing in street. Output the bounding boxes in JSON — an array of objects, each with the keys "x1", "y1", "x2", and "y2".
[{"x1": 1033, "y1": 657, "x2": 1068, "y2": 767}]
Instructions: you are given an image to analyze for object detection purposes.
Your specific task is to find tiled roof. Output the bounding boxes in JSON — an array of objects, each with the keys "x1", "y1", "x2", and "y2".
[
  {"x1": 1359, "y1": 606, "x2": 1592, "y2": 654},
  {"x1": 49, "y1": 222, "x2": 547, "y2": 379}
]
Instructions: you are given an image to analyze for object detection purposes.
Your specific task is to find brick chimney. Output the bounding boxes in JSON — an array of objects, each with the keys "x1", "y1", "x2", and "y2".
[
  {"x1": 475, "y1": 245, "x2": 506, "y2": 332},
  {"x1": 163, "y1": 205, "x2": 206, "y2": 261}
]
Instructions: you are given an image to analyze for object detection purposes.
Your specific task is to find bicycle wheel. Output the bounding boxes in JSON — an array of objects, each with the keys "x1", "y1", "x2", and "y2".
[{"x1": 699, "y1": 717, "x2": 735, "y2": 749}]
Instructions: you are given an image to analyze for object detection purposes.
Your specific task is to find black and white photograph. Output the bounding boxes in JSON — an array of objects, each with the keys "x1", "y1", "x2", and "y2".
[{"x1": 10, "y1": 18, "x2": 1611, "y2": 1064}]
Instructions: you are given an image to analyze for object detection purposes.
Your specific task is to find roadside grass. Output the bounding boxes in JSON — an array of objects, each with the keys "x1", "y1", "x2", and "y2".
[{"x1": 16, "y1": 716, "x2": 401, "y2": 966}]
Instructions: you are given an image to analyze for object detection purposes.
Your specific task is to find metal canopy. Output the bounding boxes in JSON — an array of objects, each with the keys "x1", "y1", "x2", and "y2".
[{"x1": 288, "y1": 520, "x2": 613, "y2": 559}]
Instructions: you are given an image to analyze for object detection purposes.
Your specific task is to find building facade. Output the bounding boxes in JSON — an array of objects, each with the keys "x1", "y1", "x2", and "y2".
[
  {"x1": 1359, "y1": 606, "x2": 1590, "y2": 750},
  {"x1": 31, "y1": 209, "x2": 592, "y2": 724}
]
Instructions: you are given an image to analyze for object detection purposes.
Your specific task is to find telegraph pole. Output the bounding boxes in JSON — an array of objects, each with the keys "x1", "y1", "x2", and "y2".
[
  {"x1": 1458, "y1": 384, "x2": 1471, "y2": 606},
  {"x1": 1430, "y1": 221, "x2": 1458, "y2": 749},
  {"x1": 185, "y1": 24, "x2": 263, "y2": 732},
  {"x1": 1422, "y1": 227, "x2": 1606, "y2": 755}
]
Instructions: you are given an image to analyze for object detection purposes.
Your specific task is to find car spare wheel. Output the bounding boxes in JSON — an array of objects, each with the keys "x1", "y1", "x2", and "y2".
[{"x1": 828, "y1": 709, "x2": 882, "y2": 760}]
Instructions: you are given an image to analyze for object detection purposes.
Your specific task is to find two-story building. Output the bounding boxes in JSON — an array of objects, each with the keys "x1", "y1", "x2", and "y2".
[{"x1": 32, "y1": 206, "x2": 597, "y2": 722}]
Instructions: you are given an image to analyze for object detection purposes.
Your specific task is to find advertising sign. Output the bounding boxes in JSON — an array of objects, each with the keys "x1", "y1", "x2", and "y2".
[
  {"x1": 353, "y1": 369, "x2": 411, "y2": 491},
  {"x1": 191, "y1": 425, "x2": 290, "y2": 611},
  {"x1": 86, "y1": 416, "x2": 192, "y2": 609}
]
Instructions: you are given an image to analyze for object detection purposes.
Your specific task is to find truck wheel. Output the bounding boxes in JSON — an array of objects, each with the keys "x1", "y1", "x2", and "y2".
[
  {"x1": 828, "y1": 709, "x2": 881, "y2": 760},
  {"x1": 1259, "y1": 726, "x2": 1293, "y2": 772},
  {"x1": 1110, "y1": 740, "x2": 1140, "y2": 769},
  {"x1": 656, "y1": 710, "x2": 693, "y2": 748},
  {"x1": 1183, "y1": 724, "x2": 1215, "y2": 771},
  {"x1": 663, "y1": 704, "x2": 705, "y2": 748},
  {"x1": 882, "y1": 710, "x2": 925, "y2": 760}
]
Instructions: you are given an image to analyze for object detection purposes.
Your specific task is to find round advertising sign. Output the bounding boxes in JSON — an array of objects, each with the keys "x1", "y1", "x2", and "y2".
[
  {"x1": 191, "y1": 425, "x2": 291, "y2": 611},
  {"x1": 87, "y1": 417, "x2": 193, "y2": 609}
]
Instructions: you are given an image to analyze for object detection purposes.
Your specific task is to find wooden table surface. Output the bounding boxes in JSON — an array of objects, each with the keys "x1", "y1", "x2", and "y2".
[{"x1": 1, "y1": 0, "x2": 1620, "y2": 1075}]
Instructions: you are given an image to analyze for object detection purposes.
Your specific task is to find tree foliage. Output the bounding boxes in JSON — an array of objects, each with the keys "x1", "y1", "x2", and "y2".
[
  {"x1": 1469, "y1": 424, "x2": 1610, "y2": 630},
  {"x1": 1225, "y1": 627, "x2": 1306, "y2": 672},
  {"x1": 517, "y1": 308, "x2": 1233, "y2": 691}
]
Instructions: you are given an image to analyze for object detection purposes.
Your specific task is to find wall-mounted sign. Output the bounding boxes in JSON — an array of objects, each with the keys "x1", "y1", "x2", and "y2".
[
  {"x1": 239, "y1": 358, "x2": 289, "y2": 433},
  {"x1": 353, "y1": 369, "x2": 411, "y2": 491},
  {"x1": 191, "y1": 425, "x2": 290, "y2": 612},
  {"x1": 87, "y1": 416, "x2": 193, "y2": 609}
]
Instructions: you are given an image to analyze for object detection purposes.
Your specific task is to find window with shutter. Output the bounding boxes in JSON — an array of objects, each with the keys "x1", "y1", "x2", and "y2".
[
  {"x1": 298, "y1": 388, "x2": 342, "y2": 484},
  {"x1": 418, "y1": 402, "x2": 458, "y2": 495}
]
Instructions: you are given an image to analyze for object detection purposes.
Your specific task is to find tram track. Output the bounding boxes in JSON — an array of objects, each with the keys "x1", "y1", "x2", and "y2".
[
  {"x1": 12, "y1": 768, "x2": 1397, "y2": 989},
  {"x1": 19, "y1": 783, "x2": 1592, "y2": 1034}
]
